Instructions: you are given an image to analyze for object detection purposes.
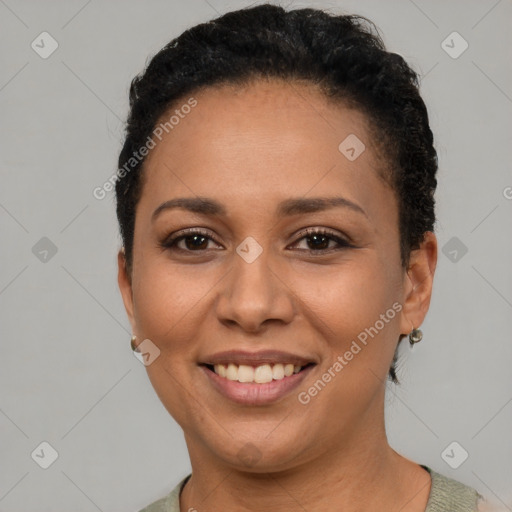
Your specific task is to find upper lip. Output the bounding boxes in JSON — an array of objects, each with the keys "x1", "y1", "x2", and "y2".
[{"x1": 200, "y1": 350, "x2": 317, "y2": 367}]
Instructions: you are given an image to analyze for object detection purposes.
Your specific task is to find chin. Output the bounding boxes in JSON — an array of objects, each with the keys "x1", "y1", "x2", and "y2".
[{"x1": 207, "y1": 432, "x2": 311, "y2": 474}]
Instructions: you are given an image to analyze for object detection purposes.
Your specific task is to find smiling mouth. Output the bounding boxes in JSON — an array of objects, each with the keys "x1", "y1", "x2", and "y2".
[{"x1": 203, "y1": 362, "x2": 316, "y2": 384}]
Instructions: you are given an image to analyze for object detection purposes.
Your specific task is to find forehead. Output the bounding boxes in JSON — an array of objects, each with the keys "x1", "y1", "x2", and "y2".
[{"x1": 138, "y1": 79, "x2": 393, "y2": 222}]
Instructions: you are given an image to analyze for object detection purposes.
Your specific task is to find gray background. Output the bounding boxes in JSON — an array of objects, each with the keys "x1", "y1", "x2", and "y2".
[{"x1": 1, "y1": 0, "x2": 511, "y2": 510}]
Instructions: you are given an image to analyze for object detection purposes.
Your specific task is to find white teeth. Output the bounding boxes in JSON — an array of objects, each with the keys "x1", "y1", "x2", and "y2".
[
  {"x1": 226, "y1": 363, "x2": 238, "y2": 381},
  {"x1": 272, "y1": 363, "x2": 285, "y2": 380},
  {"x1": 211, "y1": 362, "x2": 306, "y2": 382},
  {"x1": 237, "y1": 365, "x2": 254, "y2": 383},
  {"x1": 254, "y1": 364, "x2": 273, "y2": 383},
  {"x1": 215, "y1": 364, "x2": 227, "y2": 378}
]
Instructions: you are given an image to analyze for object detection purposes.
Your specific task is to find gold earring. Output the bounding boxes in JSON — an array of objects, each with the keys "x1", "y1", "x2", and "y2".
[
  {"x1": 409, "y1": 324, "x2": 423, "y2": 345},
  {"x1": 130, "y1": 335, "x2": 139, "y2": 352}
]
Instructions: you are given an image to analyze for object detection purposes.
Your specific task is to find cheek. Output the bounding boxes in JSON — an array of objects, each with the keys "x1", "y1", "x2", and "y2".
[
  {"x1": 297, "y1": 254, "x2": 401, "y2": 333},
  {"x1": 293, "y1": 254, "x2": 402, "y2": 386},
  {"x1": 130, "y1": 258, "x2": 223, "y2": 427},
  {"x1": 131, "y1": 258, "x2": 219, "y2": 356},
  {"x1": 290, "y1": 258, "x2": 401, "y2": 426}
]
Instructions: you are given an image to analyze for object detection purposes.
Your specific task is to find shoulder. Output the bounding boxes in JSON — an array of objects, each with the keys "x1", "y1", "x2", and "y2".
[
  {"x1": 422, "y1": 465, "x2": 484, "y2": 512},
  {"x1": 137, "y1": 475, "x2": 190, "y2": 512}
]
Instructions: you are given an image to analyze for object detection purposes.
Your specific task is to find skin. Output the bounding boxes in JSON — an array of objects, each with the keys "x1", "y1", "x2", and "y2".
[{"x1": 118, "y1": 78, "x2": 438, "y2": 511}]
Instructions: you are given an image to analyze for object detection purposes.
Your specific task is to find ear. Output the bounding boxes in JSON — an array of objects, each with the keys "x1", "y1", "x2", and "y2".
[
  {"x1": 117, "y1": 248, "x2": 136, "y2": 334},
  {"x1": 399, "y1": 231, "x2": 438, "y2": 335}
]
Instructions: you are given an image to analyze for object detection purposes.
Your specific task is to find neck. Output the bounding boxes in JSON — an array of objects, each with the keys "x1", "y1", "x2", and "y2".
[{"x1": 180, "y1": 398, "x2": 431, "y2": 511}]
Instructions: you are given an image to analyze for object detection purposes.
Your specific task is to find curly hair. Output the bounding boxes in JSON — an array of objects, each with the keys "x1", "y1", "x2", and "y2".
[{"x1": 115, "y1": 4, "x2": 438, "y2": 383}]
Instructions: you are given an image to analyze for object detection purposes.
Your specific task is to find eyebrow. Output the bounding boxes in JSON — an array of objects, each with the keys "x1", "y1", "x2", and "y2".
[{"x1": 151, "y1": 196, "x2": 368, "y2": 222}]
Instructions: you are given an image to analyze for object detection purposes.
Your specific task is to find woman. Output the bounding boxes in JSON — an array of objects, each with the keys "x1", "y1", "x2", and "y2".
[{"x1": 116, "y1": 4, "x2": 485, "y2": 511}]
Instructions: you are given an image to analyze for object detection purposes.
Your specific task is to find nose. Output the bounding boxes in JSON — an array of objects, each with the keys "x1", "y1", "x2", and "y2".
[{"x1": 214, "y1": 246, "x2": 295, "y2": 333}]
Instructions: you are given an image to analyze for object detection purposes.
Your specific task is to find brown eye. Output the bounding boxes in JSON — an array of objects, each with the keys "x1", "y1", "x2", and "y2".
[
  {"x1": 180, "y1": 234, "x2": 209, "y2": 250},
  {"x1": 160, "y1": 228, "x2": 222, "y2": 252},
  {"x1": 292, "y1": 228, "x2": 353, "y2": 253},
  {"x1": 306, "y1": 233, "x2": 330, "y2": 250}
]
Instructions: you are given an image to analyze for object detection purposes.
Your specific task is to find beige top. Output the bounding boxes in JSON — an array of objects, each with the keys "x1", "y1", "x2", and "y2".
[{"x1": 138, "y1": 465, "x2": 483, "y2": 511}]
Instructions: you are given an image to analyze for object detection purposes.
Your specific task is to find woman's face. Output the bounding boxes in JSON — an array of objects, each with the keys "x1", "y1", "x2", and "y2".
[{"x1": 119, "y1": 79, "x2": 436, "y2": 471}]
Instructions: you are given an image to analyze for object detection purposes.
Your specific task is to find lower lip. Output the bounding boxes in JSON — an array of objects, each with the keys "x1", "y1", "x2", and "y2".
[{"x1": 200, "y1": 365, "x2": 315, "y2": 405}]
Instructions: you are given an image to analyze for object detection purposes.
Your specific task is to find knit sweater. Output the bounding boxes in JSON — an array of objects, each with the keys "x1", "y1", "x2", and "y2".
[{"x1": 139, "y1": 465, "x2": 483, "y2": 512}]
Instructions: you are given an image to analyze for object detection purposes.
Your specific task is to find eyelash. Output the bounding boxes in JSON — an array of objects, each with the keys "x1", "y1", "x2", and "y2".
[{"x1": 159, "y1": 227, "x2": 353, "y2": 255}]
